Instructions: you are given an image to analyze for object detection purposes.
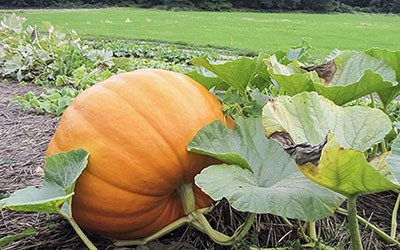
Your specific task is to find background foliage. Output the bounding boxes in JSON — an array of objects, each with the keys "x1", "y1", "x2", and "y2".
[{"x1": 1, "y1": 0, "x2": 400, "y2": 13}]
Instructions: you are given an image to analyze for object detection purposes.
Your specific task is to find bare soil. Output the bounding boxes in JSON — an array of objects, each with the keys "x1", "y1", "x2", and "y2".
[{"x1": 0, "y1": 82, "x2": 399, "y2": 250}]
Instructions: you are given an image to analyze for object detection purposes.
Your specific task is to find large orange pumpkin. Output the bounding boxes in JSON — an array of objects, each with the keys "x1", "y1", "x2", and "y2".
[{"x1": 46, "y1": 69, "x2": 229, "y2": 239}]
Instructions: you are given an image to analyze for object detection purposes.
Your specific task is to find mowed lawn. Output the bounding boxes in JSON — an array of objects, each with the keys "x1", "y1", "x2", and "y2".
[{"x1": 5, "y1": 8, "x2": 400, "y2": 56}]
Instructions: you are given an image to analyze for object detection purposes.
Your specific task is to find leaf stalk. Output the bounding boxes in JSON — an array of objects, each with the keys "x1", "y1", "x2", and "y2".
[
  {"x1": 177, "y1": 183, "x2": 197, "y2": 215},
  {"x1": 347, "y1": 195, "x2": 363, "y2": 250},
  {"x1": 391, "y1": 193, "x2": 400, "y2": 238},
  {"x1": 59, "y1": 209, "x2": 97, "y2": 250},
  {"x1": 308, "y1": 221, "x2": 317, "y2": 241}
]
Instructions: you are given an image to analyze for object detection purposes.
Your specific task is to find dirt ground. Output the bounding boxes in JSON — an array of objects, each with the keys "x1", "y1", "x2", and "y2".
[{"x1": 1, "y1": 82, "x2": 400, "y2": 250}]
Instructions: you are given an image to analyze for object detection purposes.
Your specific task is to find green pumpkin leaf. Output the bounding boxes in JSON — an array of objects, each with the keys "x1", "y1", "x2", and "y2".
[
  {"x1": 189, "y1": 118, "x2": 345, "y2": 221},
  {"x1": 262, "y1": 92, "x2": 391, "y2": 151},
  {"x1": 44, "y1": 149, "x2": 89, "y2": 192},
  {"x1": 266, "y1": 51, "x2": 397, "y2": 105},
  {"x1": 1, "y1": 185, "x2": 71, "y2": 213},
  {"x1": 0, "y1": 149, "x2": 94, "y2": 248},
  {"x1": 364, "y1": 48, "x2": 400, "y2": 106},
  {"x1": 190, "y1": 53, "x2": 270, "y2": 93},
  {"x1": 186, "y1": 68, "x2": 224, "y2": 90},
  {"x1": 313, "y1": 51, "x2": 397, "y2": 105},
  {"x1": 1, "y1": 149, "x2": 88, "y2": 212},
  {"x1": 266, "y1": 55, "x2": 318, "y2": 95},
  {"x1": 300, "y1": 134, "x2": 399, "y2": 196}
]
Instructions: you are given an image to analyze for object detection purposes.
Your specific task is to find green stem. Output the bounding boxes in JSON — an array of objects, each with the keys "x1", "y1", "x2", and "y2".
[
  {"x1": 190, "y1": 211, "x2": 256, "y2": 245},
  {"x1": 337, "y1": 207, "x2": 400, "y2": 248},
  {"x1": 391, "y1": 193, "x2": 400, "y2": 238},
  {"x1": 370, "y1": 93, "x2": 376, "y2": 108},
  {"x1": 233, "y1": 213, "x2": 257, "y2": 242},
  {"x1": 114, "y1": 216, "x2": 191, "y2": 246},
  {"x1": 296, "y1": 220, "x2": 310, "y2": 242},
  {"x1": 381, "y1": 140, "x2": 388, "y2": 153},
  {"x1": 280, "y1": 217, "x2": 293, "y2": 227},
  {"x1": 59, "y1": 210, "x2": 97, "y2": 250},
  {"x1": 370, "y1": 144, "x2": 378, "y2": 158},
  {"x1": 178, "y1": 183, "x2": 256, "y2": 245},
  {"x1": 177, "y1": 183, "x2": 196, "y2": 215},
  {"x1": 383, "y1": 104, "x2": 389, "y2": 115},
  {"x1": 308, "y1": 221, "x2": 317, "y2": 241},
  {"x1": 347, "y1": 195, "x2": 363, "y2": 250}
]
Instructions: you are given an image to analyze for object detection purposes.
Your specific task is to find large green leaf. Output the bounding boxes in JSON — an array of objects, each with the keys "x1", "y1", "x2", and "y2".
[
  {"x1": 190, "y1": 53, "x2": 270, "y2": 93},
  {"x1": 313, "y1": 51, "x2": 397, "y2": 105},
  {"x1": 188, "y1": 118, "x2": 345, "y2": 222},
  {"x1": 266, "y1": 51, "x2": 397, "y2": 105},
  {"x1": 262, "y1": 92, "x2": 391, "y2": 151},
  {"x1": 364, "y1": 48, "x2": 400, "y2": 106},
  {"x1": 300, "y1": 134, "x2": 399, "y2": 196},
  {"x1": 1, "y1": 149, "x2": 88, "y2": 213},
  {"x1": 185, "y1": 67, "x2": 224, "y2": 90},
  {"x1": 266, "y1": 55, "x2": 318, "y2": 95}
]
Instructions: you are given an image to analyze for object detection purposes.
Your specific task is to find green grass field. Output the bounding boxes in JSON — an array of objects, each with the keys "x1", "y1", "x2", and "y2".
[{"x1": 4, "y1": 8, "x2": 400, "y2": 57}]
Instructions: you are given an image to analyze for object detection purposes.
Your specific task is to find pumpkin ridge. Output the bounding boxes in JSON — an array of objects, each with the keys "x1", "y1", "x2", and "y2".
[
  {"x1": 74, "y1": 190, "x2": 169, "y2": 217},
  {"x1": 73, "y1": 199, "x2": 172, "y2": 236},
  {"x1": 105, "y1": 71, "x2": 223, "y2": 184},
  {"x1": 82, "y1": 167, "x2": 169, "y2": 198},
  {"x1": 110, "y1": 73, "x2": 195, "y2": 177},
  {"x1": 128, "y1": 73, "x2": 192, "y2": 181},
  {"x1": 71, "y1": 86, "x2": 183, "y2": 191},
  {"x1": 97, "y1": 83, "x2": 187, "y2": 183},
  {"x1": 158, "y1": 73, "x2": 225, "y2": 181},
  {"x1": 116, "y1": 197, "x2": 181, "y2": 238},
  {"x1": 56, "y1": 103, "x2": 178, "y2": 194}
]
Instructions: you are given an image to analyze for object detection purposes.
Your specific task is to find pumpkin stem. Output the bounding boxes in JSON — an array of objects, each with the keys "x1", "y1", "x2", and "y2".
[
  {"x1": 177, "y1": 183, "x2": 197, "y2": 215},
  {"x1": 115, "y1": 183, "x2": 256, "y2": 247}
]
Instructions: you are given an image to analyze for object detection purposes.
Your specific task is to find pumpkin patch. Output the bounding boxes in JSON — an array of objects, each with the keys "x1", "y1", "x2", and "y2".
[{"x1": 2, "y1": 13, "x2": 400, "y2": 250}]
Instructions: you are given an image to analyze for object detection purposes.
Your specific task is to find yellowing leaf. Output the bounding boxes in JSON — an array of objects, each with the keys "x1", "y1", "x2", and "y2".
[{"x1": 300, "y1": 134, "x2": 399, "y2": 196}]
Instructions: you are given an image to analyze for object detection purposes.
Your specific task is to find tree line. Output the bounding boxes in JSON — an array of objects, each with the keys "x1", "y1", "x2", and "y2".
[{"x1": 1, "y1": 0, "x2": 400, "y2": 13}]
